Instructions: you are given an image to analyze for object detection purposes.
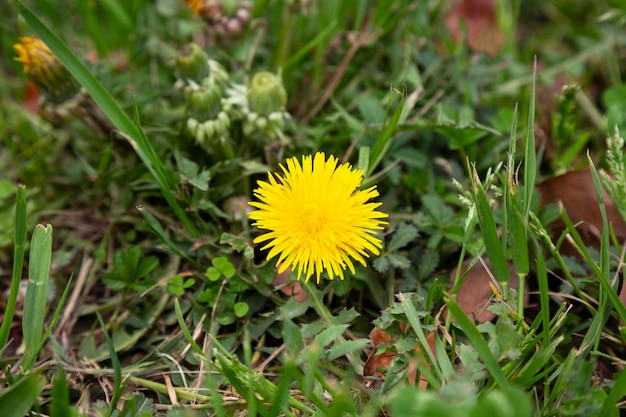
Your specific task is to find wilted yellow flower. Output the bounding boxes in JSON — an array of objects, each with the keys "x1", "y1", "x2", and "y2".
[
  {"x1": 249, "y1": 153, "x2": 388, "y2": 283},
  {"x1": 14, "y1": 37, "x2": 77, "y2": 102}
]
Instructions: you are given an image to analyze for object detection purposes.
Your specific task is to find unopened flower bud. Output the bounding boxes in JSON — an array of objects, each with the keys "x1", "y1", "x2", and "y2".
[
  {"x1": 14, "y1": 37, "x2": 78, "y2": 103},
  {"x1": 247, "y1": 72, "x2": 287, "y2": 117},
  {"x1": 187, "y1": 83, "x2": 223, "y2": 120},
  {"x1": 175, "y1": 43, "x2": 210, "y2": 82}
]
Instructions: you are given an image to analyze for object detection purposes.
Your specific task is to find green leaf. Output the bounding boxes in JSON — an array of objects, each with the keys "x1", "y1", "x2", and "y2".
[
  {"x1": 327, "y1": 339, "x2": 369, "y2": 361},
  {"x1": 0, "y1": 185, "x2": 27, "y2": 351},
  {"x1": 335, "y1": 307, "x2": 360, "y2": 324},
  {"x1": 387, "y1": 253, "x2": 411, "y2": 269},
  {"x1": 50, "y1": 368, "x2": 72, "y2": 417},
  {"x1": 220, "y1": 232, "x2": 248, "y2": 252},
  {"x1": 136, "y1": 256, "x2": 159, "y2": 279},
  {"x1": 471, "y1": 387, "x2": 532, "y2": 417},
  {"x1": 277, "y1": 297, "x2": 310, "y2": 320},
  {"x1": 388, "y1": 224, "x2": 419, "y2": 252},
  {"x1": 448, "y1": 300, "x2": 510, "y2": 390},
  {"x1": 373, "y1": 256, "x2": 390, "y2": 273},
  {"x1": 366, "y1": 88, "x2": 405, "y2": 179},
  {"x1": 234, "y1": 302, "x2": 249, "y2": 318},
  {"x1": 23, "y1": 224, "x2": 53, "y2": 368},
  {"x1": 599, "y1": 367, "x2": 626, "y2": 417},
  {"x1": 282, "y1": 319, "x2": 303, "y2": 356},
  {"x1": 0, "y1": 371, "x2": 46, "y2": 417},
  {"x1": 212, "y1": 256, "x2": 236, "y2": 278},
  {"x1": 316, "y1": 324, "x2": 349, "y2": 348},
  {"x1": 207, "y1": 267, "x2": 222, "y2": 281},
  {"x1": 470, "y1": 167, "x2": 510, "y2": 283}
]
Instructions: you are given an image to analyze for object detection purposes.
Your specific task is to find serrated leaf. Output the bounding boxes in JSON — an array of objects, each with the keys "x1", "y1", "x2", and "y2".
[
  {"x1": 327, "y1": 339, "x2": 370, "y2": 360},
  {"x1": 277, "y1": 297, "x2": 310, "y2": 320},
  {"x1": 300, "y1": 321, "x2": 326, "y2": 338},
  {"x1": 373, "y1": 256, "x2": 390, "y2": 273},
  {"x1": 388, "y1": 224, "x2": 419, "y2": 252},
  {"x1": 175, "y1": 152, "x2": 199, "y2": 177},
  {"x1": 136, "y1": 256, "x2": 159, "y2": 279},
  {"x1": 335, "y1": 307, "x2": 360, "y2": 324},
  {"x1": 418, "y1": 250, "x2": 440, "y2": 280},
  {"x1": 316, "y1": 324, "x2": 349, "y2": 348},
  {"x1": 387, "y1": 253, "x2": 411, "y2": 269},
  {"x1": 282, "y1": 319, "x2": 303, "y2": 356},
  {"x1": 189, "y1": 170, "x2": 211, "y2": 191}
]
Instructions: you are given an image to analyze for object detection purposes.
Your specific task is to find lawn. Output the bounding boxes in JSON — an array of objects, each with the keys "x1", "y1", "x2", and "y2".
[{"x1": 2, "y1": 0, "x2": 626, "y2": 416}]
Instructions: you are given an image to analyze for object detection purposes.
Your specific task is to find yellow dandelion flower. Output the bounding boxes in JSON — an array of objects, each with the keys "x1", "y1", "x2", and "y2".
[
  {"x1": 183, "y1": 0, "x2": 205, "y2": 15},
  {"x1": 14, "y1": 37, "x2": 77, "y2": 102},
  {"x1": 249, "y1": 152, "x2": 388, "y2": 283}
]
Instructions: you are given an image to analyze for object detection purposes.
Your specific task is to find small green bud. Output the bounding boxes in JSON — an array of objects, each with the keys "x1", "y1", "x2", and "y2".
[
  {"x1": 187, "y1": 84, "x2": 223, "y2": 120},
  {"x1": 175, "y1": 43, "x2": 210, "y2": 82},
  {"x1": 247, "y1": 72, "x2": 287, "y2": 117}
]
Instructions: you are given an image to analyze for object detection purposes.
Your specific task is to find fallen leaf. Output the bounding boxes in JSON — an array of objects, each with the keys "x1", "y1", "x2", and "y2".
[
  {"x1": 364, "y1": 327, "x2": 436, "y2": 389},
  {"x1": 273, "y1": 265, "x2": 307, "y2": 302},
  {"x1": 451, "y1": 256, "x2": 522, "y2": 324},
  {"x1": 363, "y1": 327, "x2": 395, "y2": 381},
  {"x1": 537, "y1": 168, "x2": 626, "y2": 255},
  {"x1": 444, "y1": 0, "x2": 505, "y2": 56}
]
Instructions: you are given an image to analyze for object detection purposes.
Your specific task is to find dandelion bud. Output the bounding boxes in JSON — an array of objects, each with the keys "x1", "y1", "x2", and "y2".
[
  {"x1": 14, "y1": 37, "x2": 78, "y2": 103},
  {"x1": 175, "y1": 43, "x2": 210, "y2": 83},
  {"x1": 187, "y1": 83, "x2": 223, "y2": 120},
  {"x1": 247, "y1": 72, "x2": 287, "y2": 117}
]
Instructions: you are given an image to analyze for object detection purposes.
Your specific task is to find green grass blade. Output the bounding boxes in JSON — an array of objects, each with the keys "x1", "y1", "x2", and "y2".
[
  {"x1": 284, "y1": 20, "x2": 338, "y2": 70},
  {"x1": 14, "y1": 1, "x2": 199, "y2": 237},
  {"x1": 22, "y1": 223, "x2": 53, "y2": 369},
  {"x1": 532, "y1": 240, "x2": 551, "y2": 345},
  {"x1": 366, "y1": 88, "x2": 405, "y2": 179},
  {"x1": 0, "y1": 371, "x2": 45, "y2": 417},
  {"x1": 470, "y1": 166, "x2": 510, "y2": 283},
  {"x1": 174, "y1": 298, "x2": 205, "y2": 357},
  {"x1": 50, "y1": 367, "x2": 72, "y2": 417},
  {"x1": 100, "y1": 0, "x2": 133, "y2": 31},
  {"x1": 448, "y1": 300, "x2": 510, "y2": 390},
  {"x1": 400, "y1": 293, "x2": 442, "y2": 386},
  {"x1": 96, "y1": 312, "x2": 124, "y2": 416},
  {"x1": 523, "y1": 60, "x2": 537, "y2": 216},
  {"x1": 0, "y1": 185, "x2": 27, "y2": 351}
]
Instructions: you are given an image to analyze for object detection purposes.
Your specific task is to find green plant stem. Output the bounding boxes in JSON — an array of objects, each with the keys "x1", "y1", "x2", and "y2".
[
  {"x1": 517, "y1": 273, "x2": 526, "y2": 321},
  {"x1": 0, "y1": 185, "x2": 27, "y2": 351}
]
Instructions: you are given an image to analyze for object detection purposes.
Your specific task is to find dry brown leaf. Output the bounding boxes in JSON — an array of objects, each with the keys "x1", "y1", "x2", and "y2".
[
  {"x1": 444, "y1": 0, "x2": 505, "y2": 56},
  {"x1": 537, "y1": 168, "x2": 626, "y2": 254},
  {"x1": 273, "y1": 265, "x2": 307, "y2": 302},
  {"x1": 451, "y1": 257, "x2": 523, "y2": 324},
  {"x1": 364, "y1": 327, "x2": 436, "y2": 389},
  {"x1": 363, "y1": 327, "x2": 395, "y2": 381}
]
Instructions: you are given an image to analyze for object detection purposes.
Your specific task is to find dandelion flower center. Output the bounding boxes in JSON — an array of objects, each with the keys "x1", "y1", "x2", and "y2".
[{"x1": 249, "y1": 152, "x2": 388, "y2": 283}]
